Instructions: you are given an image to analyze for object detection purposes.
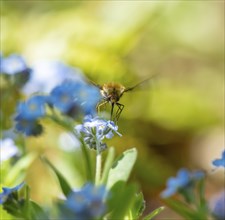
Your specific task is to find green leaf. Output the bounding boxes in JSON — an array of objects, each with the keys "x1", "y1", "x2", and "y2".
[
  {"x1": 29, "y1": 201, "x2": 49, "y2": 220},
  {"x1": 143, "y1": 206, "x2": 165, "y2": 220},
  {"x1": 5, "y1": 153, "x2": 37, "y2": 185},
  {"x1": 130, "y1": 192, "x2": 146, "y2": 219},
  {"x1": 22, "y1": 185, "x2": 49, "y2": 220},
  {"x1": 106, "y1": 148, "x2": 137, "y2": 189},
  {"x1": 41, "y1": 156, "x2": 72, "y2": 197},
  {"x1": 108, "y1": 181, "x2": 138, "y2": 220},
  {"x1": 196, "y1": 179, "x2": 209, "y2": 219},
  {"x1": 197, "y1": 179, "x2": 207, "y2": 208},
  {"x1": 0, "y1": 206, "x2": 13, "y2": 220},
  {"x1": 163, "y1": 198, "x2": 198, "y2": 220}
]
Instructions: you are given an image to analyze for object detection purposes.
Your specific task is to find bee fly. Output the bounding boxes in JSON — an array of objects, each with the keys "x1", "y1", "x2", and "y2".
[{"x1": 90, "y1": 77, "x2": 153, "y2": 122}]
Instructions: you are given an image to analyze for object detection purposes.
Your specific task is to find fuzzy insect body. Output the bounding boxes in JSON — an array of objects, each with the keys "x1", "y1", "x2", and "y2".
[{"x1": 100, "y1": 83, "x2": 125, "y2": 104}]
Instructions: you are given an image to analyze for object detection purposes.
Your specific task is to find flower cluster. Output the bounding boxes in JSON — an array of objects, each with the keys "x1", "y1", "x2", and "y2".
[
  {"x1": 161, "y1": 168, "x2": 204, "y2": 198},
  {"x1": 58, "y1": 183, "x2": 108, "y2": 220},
  {"x1": 75, "y1": 115, "x2": 121, "y2": 152},
  {"x1": 14, "y1": 81, "x2": 101, "y2": 136},
  {"x1": 0, "y1": 53, "x2": 101, "y2": 136}
]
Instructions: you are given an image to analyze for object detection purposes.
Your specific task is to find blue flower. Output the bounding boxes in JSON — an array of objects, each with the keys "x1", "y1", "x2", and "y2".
[
  {"x1": 48, "y1": 81, "x2": 81, "y2": 115},
  {"x1": 75, "y1": 115, "x2": 121, "y2": 151},
  {"x1": 48, "y1": 80, "x2": 101, "y2": 117},
  {"x1": 0, "y1": 182, "x2": 24, "y2": 204},
  {"x1": 15, "y1": 95, "x2": 47, "y2": 120},
  {"x1": 161, "y1": 168, "x2": 205, "y2": 198},
  {"x1": 211, "y1": 191, "x2": 225, "y2": 220},
  {"x1": 0, "y1": 54, "x2": 29, "y2": 75},
  {"x1": 63, "y1": 183, "x2": 108, "y2": 219},
  {"x1": 15, "y1": 119, "x2": 43, "y2": 136},
  {"x1": 14, "y1": 95, "x2": 45, "y2": 136},
  {"x1": 76, "y1": 84, "x2": 101, "y2": 115},
  {"x1": 0, "y1": 138, "x2": 19, "y2": 163},
  {"x1": 0, "y1": 54, "x2": 31, "y2": 87},
  {"x1": 212, "y1": 150, "x2": 225, "y2": 168}
]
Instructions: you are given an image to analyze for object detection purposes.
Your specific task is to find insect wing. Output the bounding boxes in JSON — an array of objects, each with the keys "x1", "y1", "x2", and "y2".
[
  {"x1": 88, "y1": 79, "x2": 102, "y2": 89},
  {"x1": 124, "y1": 75, "x2": 155, "y2": 93}
]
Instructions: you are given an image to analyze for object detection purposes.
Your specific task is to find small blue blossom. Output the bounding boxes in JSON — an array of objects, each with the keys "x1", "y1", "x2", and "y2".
[
  {"x1": 15, "y1": 119, "x2": 43, "y2": 136},
  {"x1": 212, "y1": 150, "x2": 225, "y2": 168},
  {"x1": 211, "y1": 191, "x2": 225, "y2": 220},
  {"x1": 48, "y1": 81, "x2": 81, "y2": 115},
  {"x1": 76, "y1": 84, "x2": 101, "y2": 115},
  {"x1": 14, "y1": 95, "x2": 45, "y2": 136},
  {"x1": 15, "y1": 95, "x2": 47, "y2": 120},
  {"x1": 63, "y1": 183, "x2": 108, "y2": 219},
  {"x1": 0, "y1": 54, "x2": 31, "y2": 87},
  {"x1": 0, "y1": 138, "x2": 19, "y2": 163},
  {"x1": 75, "y1": 115, "x2": 121, "y2": 151},
  {"x1": 0, "y1": 54, "x2": 28, "y2": 75},
  {"x1": 48, "y1": 80, "x2": 101, "y2": 117},
  {"x1": 0, "y1": 182, "x2": 24, "y2": 204},
  {"x1": 161, "y1": 168, "x2": 205, "y2": 198}
]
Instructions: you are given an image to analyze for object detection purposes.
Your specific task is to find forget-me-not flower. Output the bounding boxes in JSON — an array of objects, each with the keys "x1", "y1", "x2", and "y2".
[
  {"x1": 0, "y1": 182, "x2": 24, "y2": 204},
  {"x1": 161, "y1": 168, "x2": 205, "y2": 198},
  {"x1": 15, "y1": 95, "x2": 47, "y2": 121},
  {"x1": 48, "y1": 80, "x2": 101, "y2": 117},
  {"x1": 76, "y1": 83, "x2": 101, "y2": 115},
  {"x1": 0, "y1": 138, "x2": 19, "y2": 163},
  {"x1": 14, "y1": 95, "x2": 46, "y2": 136},
  {"x1": 212, "y1": 150, "x2": 225, "y2": 168},
  {"x1": 48, "y1": 81, "x2": 81, "y2": 115},
  {"x1": 62, "y1": 183, "x2": 108, "y2": 219},
  {"x1": 15, "y1": 119, "x2": 43, "y2": 136},
  {"x1": 75, "y1": 115, "x2": 121, "y2": 151},
  {"x1": 0, "y1": 54, "x2": 31, "y2": 87}
]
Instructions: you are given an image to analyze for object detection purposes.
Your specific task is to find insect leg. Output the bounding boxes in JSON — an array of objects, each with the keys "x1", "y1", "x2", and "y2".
[
  {"x1": 110, "y1": 103, "x2": 115, "y2": 120},
  {"x1": 114, "y1": 103, "x2": 124, "y2": 122},
  {"x1": 97, "y1": 101, "x2": 108, "y2": 113}
]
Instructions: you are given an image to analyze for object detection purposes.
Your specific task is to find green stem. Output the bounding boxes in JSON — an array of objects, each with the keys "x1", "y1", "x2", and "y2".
[
  {"x1": 46, "y1": 114, "x2": 74, "y2": 131},
  {"x1": 79, "y1": 137, "x2": 93, "y2": 182},
  {"x1": 95, "y1": 138, "x2": 102, "y2": 185},
  {"x1": 24, "y1": 185, "x2": 31, "y2": 219},
  {"x1": 95, "y1": 153, "x2": 102, "y2": 185},
  {"x1": 18, "y1": 134, "x2": 26, "y2": 155}
]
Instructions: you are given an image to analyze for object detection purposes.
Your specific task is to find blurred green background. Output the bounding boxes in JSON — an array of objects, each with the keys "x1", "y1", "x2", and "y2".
[{"x1": 1, "y1": 0, "x2": 224, "y2": 218}]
